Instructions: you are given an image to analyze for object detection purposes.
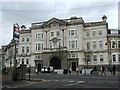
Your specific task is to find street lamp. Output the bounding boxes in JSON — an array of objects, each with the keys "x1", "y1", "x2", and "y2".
[
  {"x1": 29, "y1": 65, "x2": 31, "y2": 81},
  {"x1": 105, "y1": 40, "x2": 116, "y2": 71}
]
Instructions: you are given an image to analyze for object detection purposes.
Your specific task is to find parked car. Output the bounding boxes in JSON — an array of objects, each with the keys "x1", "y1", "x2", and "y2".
[{"x1": 41, "y1": 66, "x2": 54, "y2": 73}]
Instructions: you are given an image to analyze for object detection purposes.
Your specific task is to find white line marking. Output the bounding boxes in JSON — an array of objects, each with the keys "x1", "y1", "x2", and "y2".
[
  {"x1": 68, "y1": 81, "x2": 75, "y2": 83},
  {"x1": 65, "y1": 81, "x2": 85, "y2": 86},
  {"x1": 54, "y1": 80, "x2": 59, "y2": 81}
]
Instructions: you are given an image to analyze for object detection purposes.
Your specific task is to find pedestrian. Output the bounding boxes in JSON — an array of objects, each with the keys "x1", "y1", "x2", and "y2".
[
  {"x1": 35, "y1": 69, "x2": 38, "y2": 74},
  {"x1": 94, "y1": 66, "x2": 97, "y2": 71},
  {"x1": 101, "y1": 66, "x2": 106, "y2": 75},
  {"x1": 69, "y1": 68, "x2": 71, "y2": 75},
  {"x1": 109, "y1": 68, "x2": 112, "y2": 74},
  {"x1": 76, "y1": 67, "x2": 78, "y2": 75},
  {"x1": 48, "y1": 67, "x2": 50, "y2": 73},
  {"x1": 44, "y1": 67, "x2": 46, "y2": 75},
  {"x1": 112, "y1": 65, "x2": 116, "y2": 76}
]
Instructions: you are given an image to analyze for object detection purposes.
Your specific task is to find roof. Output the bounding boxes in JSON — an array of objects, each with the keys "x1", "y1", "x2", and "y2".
[
  {"x1": 31, "y1": 17, "x2": 84, "y2": 29},
  {"x1": 84, "y1": 21, "x2": 107, "y2": 27}
]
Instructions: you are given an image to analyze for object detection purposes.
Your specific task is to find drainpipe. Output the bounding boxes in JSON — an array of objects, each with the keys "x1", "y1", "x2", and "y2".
[{"x1": 62, "y1": 29, "x2": 64, "y2": 47}]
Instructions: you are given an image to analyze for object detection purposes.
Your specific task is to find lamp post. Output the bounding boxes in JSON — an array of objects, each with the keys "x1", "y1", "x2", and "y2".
[
  {"x1": 29, "y1": 65, "x2": 31, "y2": 81},
  {"x1": 105, "y1": 40, "x2": 111, "y2": 71},
  {"x1": 105, "y1": 39, "x2": 116, "y2": 71},
  {"x1": 85, "y1": 50, "x2": 92, "y2": 69}
]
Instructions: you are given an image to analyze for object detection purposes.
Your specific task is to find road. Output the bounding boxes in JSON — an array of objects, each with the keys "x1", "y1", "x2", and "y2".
[{"x1": 18, "y1": 74, "x2": 119, "y2": 89}]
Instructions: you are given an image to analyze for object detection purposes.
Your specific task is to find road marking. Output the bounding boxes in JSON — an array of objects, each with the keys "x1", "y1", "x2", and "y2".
[
  {"x1": 65, "y1": 81, "x2": 85, "y2": 87},
  {"x1": 11, "y1": 79, "x2": 47, "y2": 88},
  {"x1": 54, "y1": 80, "x2": 59, "y2": 81},
  {"x1": 68, "y1": 81, "x2": 75, "y2": 83}
]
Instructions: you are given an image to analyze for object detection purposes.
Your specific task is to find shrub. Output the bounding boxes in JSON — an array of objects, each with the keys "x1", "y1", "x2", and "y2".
[{"x1": 12, "y1": 67, "x2": 22, "y2": 81}]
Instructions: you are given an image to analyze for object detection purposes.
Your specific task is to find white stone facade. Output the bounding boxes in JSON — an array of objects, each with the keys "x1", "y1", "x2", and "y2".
[{"x1": 15, "y1": 16, "x2": 119, "y2": 72}]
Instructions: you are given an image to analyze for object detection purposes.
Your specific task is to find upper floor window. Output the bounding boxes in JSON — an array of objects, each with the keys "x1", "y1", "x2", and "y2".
[
  {"x1": 36, "y1": 33, "x2": 44, "y2": 38},
  {"x1": 36, "y1": 34, "x2": 38, "y2": 38},
  {"x1": 22, "y1": 38, "x2": 24, "y2": 42},
  {"x1": 69, "y1": 41, "x2": 71, "y2": 48},
  {"x1": 71, "y1": 41, "x2": 75, "y2": 48},
  {"x1": 22, "y1": 47, "x2": 24, "y2": 53},
  {"x1": 57, "y1": 31, "x2": 60, "y2": 36},
  {"x1": 119, "y1": 54, "x2": 120, "y2": 61},
  {"x1": 53, "y1": 42, "x2": 57, "y2": 48},
  {"x1": 26, "y1": 37, "x2": 29, "y2": 42},
  {"x1": 99, "y1": 30, "x2": 102, "y2": 35},
  {"x1": 36, "y1": 43, "x2": 44, "y2": 51},
  {"x1": 36, "y1": 55, "x2": 41, "y2": 60},
  {"x1": 22, "y1": 58, "x2": 24, "y2": 64},
  {"x1": 86, "y1": 42, "x2": 90, "y2": 50},
  {"x1": 50, "y1": 42, "x2": 52, "y2": 49},
  {"x1": 92, "y1": 31, "x2": 96, "y2": 36},
  {"x1": 111, "y1": 41, "x2": 116, "y2": 49},
  {"x1": 68, "y1": 53, "x2": 78, "y2": 58},
  {"x1": 26, "y1": 58, "x2": 29, "y2": 64},
  {"x1": 99, "y1": 41, "x2": 103, "y2": 48},
  {"x1": 26, "y1": 46, "x2": 29, "y2": 53},
  {"x1": 100, "y1": 55, "x2": 104, "y2": 61},
  {"x1": 86, "y1": 31, "x2": 90, "y2": 36},
  {"x1": 93, "y1": 55, "x2": 97, "y2": 61},
  {"x1": 93, "y1": 41, "x2": 96, "y2": 49},
  {"x1": 69, "y1": 40, "x2": 78, "y2": 49},
  {"x1": 112, "y1": 55, "x2": 116, "y2": 61},
  {"x1": 69, "y1": 30, "x2": 77, "y2": 36},
  {"x1": 118, "y1": 41, "x2": 120, "y2": 48},
  {"x1": 51, "y1": 32, "x2": 54, "y2": 37},
  {"x1": 36, "y1": 44, "x2": 38, "y2": 50}
]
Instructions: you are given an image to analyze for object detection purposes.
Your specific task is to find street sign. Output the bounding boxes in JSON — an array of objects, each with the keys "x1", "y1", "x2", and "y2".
[{"x1": 13, "y1": 23, "x2": 20, "y2": 41}]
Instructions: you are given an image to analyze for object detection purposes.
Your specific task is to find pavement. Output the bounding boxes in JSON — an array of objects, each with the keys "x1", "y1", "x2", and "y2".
[{"x1": 2, "y1": 78, "x2": 45, "y2": 88}]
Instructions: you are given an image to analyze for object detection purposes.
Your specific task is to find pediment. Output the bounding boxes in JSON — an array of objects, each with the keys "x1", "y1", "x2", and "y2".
[{"x1": 43, "y1": 18, "x2": 66, "y2": 27}]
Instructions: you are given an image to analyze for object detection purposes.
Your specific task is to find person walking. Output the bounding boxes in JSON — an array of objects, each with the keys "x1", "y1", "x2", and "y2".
[
  {"x1": 101, "y1": 66, "x2": 106, "y2": 75},
  {"x1": 43, "y1": 67, "x2": 46, "y2": 75},
  {"x1": 94, "y1": 66, "x2": 97, "y2": 71},
  {"x1": 112, "y1": 65, "x2": 116, "y2": 76},
  {"x1": 76, "y1": 67, "x2": 78, "y2": 75},
  {"x1": 69, "y1": 68, "x2": 72, "y2": 75}
]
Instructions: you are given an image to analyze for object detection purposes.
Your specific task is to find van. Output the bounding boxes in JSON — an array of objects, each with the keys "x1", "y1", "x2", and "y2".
[{"x1": 41, "y1": 66, "x2": 54, "y2": 73}]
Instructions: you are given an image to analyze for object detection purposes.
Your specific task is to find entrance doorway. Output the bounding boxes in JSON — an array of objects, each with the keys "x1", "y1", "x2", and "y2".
[
  {"x1": 72, "y1": 62, "x2": 76, "y2": 71},
  {"x1": 49, "y1": 56, "x2": 61, "y2": 69},
  {"x1": 38, "y1": 64, "x2": 42, "y2": 72}
]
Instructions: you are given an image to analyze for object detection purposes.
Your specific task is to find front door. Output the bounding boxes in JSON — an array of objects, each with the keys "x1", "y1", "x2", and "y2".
[
  {"x1": 72, "y1": 62, "x2": 76, "y2": 71},
  {"x1": 38, "y1": 64, "x2": 41, "y2": 72}
]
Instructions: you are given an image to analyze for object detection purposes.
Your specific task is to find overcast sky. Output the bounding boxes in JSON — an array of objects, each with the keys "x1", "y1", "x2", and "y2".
[{"x1": 0, "y1": 0, "x2": 119, "y2": 48}]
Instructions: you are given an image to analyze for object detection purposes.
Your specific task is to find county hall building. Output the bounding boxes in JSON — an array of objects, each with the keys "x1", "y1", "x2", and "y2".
[{"x1": 13, "y1": 15, "x2": 120, "y2": 73}]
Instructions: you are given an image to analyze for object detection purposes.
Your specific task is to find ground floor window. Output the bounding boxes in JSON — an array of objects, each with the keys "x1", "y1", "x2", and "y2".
[
  {"x1": 112, "y1": 55, "x2": 116, "y2": 61},
  {"x1": 22, "y1": 58, "x2": 24, "y2": 64},
  {"x1": 100, "y1": 55, "x2": 104, "y2": 61},
  {"x1": 26, "y1": 58, "x2": 29, "y2": 64},
  {"x1": 93, "y1": 55, "x2": 97, "y2": 61},
  {"x1": 119, "y1": 54, "x2": 120, "y2": 61}
]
